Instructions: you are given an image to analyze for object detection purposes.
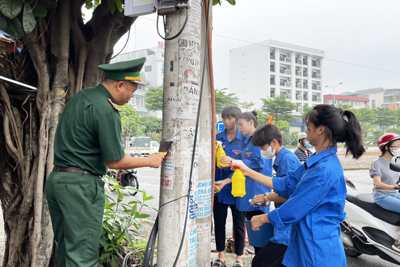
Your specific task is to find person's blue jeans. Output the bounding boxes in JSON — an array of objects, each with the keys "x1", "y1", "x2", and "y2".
[{"x1": 374, "y1": 193, "x2": 400, "y2": 213}]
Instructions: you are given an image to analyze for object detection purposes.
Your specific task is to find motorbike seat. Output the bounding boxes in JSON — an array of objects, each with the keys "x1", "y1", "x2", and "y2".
[{"x1": 346, "y1": 192, "x2": 400, "y2": 226}]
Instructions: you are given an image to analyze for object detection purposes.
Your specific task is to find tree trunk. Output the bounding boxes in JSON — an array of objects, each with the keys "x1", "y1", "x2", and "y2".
[{"x1": 0, "y1": 1, "x2": 135, "y2": 266}]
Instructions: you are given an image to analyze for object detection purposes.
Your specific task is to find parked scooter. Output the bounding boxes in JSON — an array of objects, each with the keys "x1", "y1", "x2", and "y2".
[
  {"x1": 340, "y1": 161, "x2": 400, "y2": 265},
  {"x1": 107, "y1": 169, "x2": 139, "y2": 196}
]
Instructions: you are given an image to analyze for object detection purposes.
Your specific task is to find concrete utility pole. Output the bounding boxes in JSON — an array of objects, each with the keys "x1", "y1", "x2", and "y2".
[{"x1": 158, "y1": 0, "x2": 212, "y2": 266}]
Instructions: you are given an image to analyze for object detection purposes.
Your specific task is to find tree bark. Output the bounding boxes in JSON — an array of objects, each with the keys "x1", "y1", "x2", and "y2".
[{"x1": 0, "y1": 1, "x2": 135, "y2": 266}]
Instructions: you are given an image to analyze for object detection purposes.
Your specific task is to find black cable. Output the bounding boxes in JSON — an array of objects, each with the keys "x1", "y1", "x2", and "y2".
[
  {"x1": 156, "y1": 8, "x2": 189, "y2": 41},
  {"x1": 111, "y1": 28, "x2": 131, "y2": 60},
  {"x1": 142, "y1": 215, "x2": 159, "y2": 267}
]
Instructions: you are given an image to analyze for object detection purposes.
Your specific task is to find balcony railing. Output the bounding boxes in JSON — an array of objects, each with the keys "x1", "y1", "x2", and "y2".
[
  {"x1": 303, "y1": 96, "x2": 308, "y2": 100},
  {"x1": 312, "y1": 86, "x2": 321, "y2": 90},
  {"x1": 296, "y1": 71, "x2": 302, "y2": 76},
  {"x1": 295, "y1": 59, "x2": 302, "y2": 64},
  {"x1": 285, "y1": 70, "x2": 292, "y2": 75},
  {"x1": 284, "y1": 82, "x2": 292, "y2": 87},
  {"x1": 285, "y1": 58, "x2": 292, "y2": 62},
  {"x1": 296, "y1": 84, "x2": 302, "y2": 89},
  {"x1": 296, "y1": 95, "x2": 302, "y2": 100},
  {"x1": 303, "y1": 84, "x2": 308, "y2": 89},
  {"x1": 270, "y1": 67, "x2": 275, "y2": 72},
  {"x1": 312, "y1": 74, "x2": 321, "y2": 79},
  {"x1": 303, "y1": 60, "x2": 308, "y2": 65}
]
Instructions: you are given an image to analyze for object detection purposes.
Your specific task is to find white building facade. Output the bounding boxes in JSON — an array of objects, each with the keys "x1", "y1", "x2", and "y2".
[
  {"x1": 111, "y1": 46, "x2": 165, "y2": 117},
  {"x1": 229, "y1": 40, "x2": 325, "y2": 114}
]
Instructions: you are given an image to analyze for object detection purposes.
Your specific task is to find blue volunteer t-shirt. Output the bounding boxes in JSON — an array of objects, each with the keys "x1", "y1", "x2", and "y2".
[{"x1": 215, "y1": 129, "x2": 244, "y2": 204}]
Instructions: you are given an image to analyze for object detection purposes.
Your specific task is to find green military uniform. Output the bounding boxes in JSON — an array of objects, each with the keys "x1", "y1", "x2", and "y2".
[{"x1": 46, "y1": 58, "x2": 146, "y2": 267}]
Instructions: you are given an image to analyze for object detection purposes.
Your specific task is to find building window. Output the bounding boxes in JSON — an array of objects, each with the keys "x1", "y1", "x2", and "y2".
[
  {"x1": 372, "y1": 100, "x2": 376, "y2": 108},
  {"x1": 145, "y1": 66, "x2": 152, "y2": 72}
]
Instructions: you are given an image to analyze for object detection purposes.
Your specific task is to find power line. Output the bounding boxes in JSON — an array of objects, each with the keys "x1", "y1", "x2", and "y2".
[
  {"x1": 212, "y1": 34, "x2": 400, "y2": 76},
  {"x1": 135, "y1": 17, "x2": 400, "y2": 76}
]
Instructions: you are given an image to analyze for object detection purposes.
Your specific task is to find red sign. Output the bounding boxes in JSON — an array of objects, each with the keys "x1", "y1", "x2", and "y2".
[
  {"x1": 158, "y1": 41, "x2": 164, "y2": 48},
  {"x1": 265, "y1": 114, "x2": 274, "y2": 124}
]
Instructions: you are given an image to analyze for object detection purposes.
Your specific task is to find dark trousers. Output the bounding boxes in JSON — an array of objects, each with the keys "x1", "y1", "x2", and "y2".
[
  {"x1": 252, "y1": 241, "x2": 287, "y2": 267},
  {"x1": 46, "y1": 171, "x2": 105, "y2": 267},
  {"x1": 245, "y1": 210, "x2": 265, "y2": 254},
  {"x1": 213, "y1": 197, "x2": 245, "y2": 255}
]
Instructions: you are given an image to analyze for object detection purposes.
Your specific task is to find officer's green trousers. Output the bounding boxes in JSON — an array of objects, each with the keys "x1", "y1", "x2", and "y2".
[{"x1": 46, "y1": 171, "x2": 105, "y2": 267}]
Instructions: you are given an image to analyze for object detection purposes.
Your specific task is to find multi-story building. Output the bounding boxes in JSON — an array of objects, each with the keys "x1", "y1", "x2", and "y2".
[
  {"x1": 111, "y1": 46, "x2": 165, "y2": 117},
  {"x1": 229, "y1": 40, "x2": 325, "y2": 114},
  {"x1": 355, "y1": 88, "x2": 385, "y2": 109},
  {"x1": 382, "y1": 89, "x2": 400, "y2": 110},
  {"x1": 323, "y1": 94, "x2": 370, "y2": 109}
]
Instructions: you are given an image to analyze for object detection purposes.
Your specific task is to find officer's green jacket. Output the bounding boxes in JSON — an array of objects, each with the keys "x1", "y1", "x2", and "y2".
[{"x1": 54, "y1": 84, "x2": 125, "y2": 175}]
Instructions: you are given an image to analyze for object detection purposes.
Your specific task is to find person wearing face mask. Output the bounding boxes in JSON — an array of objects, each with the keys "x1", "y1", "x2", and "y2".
[
  {"x1": 371, "y1": 133, "x2": 400, "y2": 252},
  {"x1": 294, "y1": 132, "x2": 313, "y2": 163},
  {"x1": 249, "y1": 124, "x2": 301, "y2": 267},
  {"x1": 216, "y1": 111, "x2": 272, "y2": 257}
]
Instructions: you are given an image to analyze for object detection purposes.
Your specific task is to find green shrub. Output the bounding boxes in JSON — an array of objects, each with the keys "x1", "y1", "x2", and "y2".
[{"x1": 99, "y1": 175, "x2": 156, "y2": 267}]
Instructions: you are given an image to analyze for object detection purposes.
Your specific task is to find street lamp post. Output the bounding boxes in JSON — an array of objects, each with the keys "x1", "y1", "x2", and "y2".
[{"x1": 325, "y1": 82, "x2": 343, "y2": 105}]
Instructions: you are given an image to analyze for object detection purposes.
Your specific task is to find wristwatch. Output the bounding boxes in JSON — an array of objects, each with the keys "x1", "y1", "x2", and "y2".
[
  {"x1": 264, "y1": 192, "x2": 271, "y2": 206},
  {"x1": 394, "y1": 185, "x2": 400, "y2": 190}
]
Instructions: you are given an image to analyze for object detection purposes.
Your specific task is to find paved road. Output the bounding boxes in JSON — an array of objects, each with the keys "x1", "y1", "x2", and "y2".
[{"x1": 114, "y1": 167, "x2": 399, "y2": 267}]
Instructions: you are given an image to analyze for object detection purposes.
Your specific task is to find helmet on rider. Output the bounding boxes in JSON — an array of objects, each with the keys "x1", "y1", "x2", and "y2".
[
  {"x1": 378, "y1": 133, "x2": 400, "y2": 151},
  {"x1": 298, "y1": 132, "x2": 307, "y2": 141}
]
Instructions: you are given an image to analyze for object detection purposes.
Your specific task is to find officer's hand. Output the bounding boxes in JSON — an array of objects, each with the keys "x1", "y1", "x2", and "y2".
[{"x1": 147, "y1": 153, "x2": 165, "y2": 168}]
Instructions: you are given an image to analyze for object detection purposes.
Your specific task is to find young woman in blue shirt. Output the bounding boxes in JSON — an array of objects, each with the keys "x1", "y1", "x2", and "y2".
[
  {"x1": 217, "y1": 111, "x2": 273, "y2": 256},
  {"x1": 213, "y1": 106, "x2": 245, "y2": 267},
  {"x1": 233, "y1": 104, "x2": 365, "y2": 267},
  {"x1": 249, "y1": 124, "x2": 301, "y2": 267}
]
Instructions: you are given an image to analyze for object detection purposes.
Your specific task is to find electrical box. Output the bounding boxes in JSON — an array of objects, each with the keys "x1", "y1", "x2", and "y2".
[
  {"x1": 155, "y1": 0, "x2": 190, "y2": 15},
  {"x1": 124, "y1": 0, "x2": 156, "y2": 17}
]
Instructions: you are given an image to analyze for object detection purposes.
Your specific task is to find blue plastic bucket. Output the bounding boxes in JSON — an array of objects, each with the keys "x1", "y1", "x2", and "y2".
[{"x1": 245, "y1": 219, "x2": 274, "y2": 247}]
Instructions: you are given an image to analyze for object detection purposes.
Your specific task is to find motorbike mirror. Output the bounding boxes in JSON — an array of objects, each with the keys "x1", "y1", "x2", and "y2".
[{"x1": 390, "y1": 157, "x2": 400, "y2": 172}]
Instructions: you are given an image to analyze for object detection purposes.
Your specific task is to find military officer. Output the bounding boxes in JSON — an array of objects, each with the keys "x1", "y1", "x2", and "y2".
[{"x1": 45, "y1": 57, "x2": 164, "y2": 267}]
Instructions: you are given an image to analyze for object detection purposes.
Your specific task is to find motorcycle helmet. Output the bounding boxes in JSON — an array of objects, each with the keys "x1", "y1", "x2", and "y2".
[
  {"x1": 298, "y1": 132, "x2": 307, "y2": 141},
  {"x1": 378, "y1": 133, "x2": 400, "y2": 151}
]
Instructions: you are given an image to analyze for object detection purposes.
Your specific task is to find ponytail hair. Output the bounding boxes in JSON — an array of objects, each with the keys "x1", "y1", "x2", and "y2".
[
  {"x1": 305, "y1": 104, "x2": 364, "y2": 159},
  {"x1": 238, "y1": 110, "x2": 258, "y2": 128}
]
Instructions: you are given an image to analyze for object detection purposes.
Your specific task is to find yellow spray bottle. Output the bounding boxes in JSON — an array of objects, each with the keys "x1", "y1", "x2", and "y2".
[
  {"x1": 231, "y1": 166, "x2": 246, "y2": 197},
  {"x1": 216, "y1": 141, "x2": 227, "y2": 167}
]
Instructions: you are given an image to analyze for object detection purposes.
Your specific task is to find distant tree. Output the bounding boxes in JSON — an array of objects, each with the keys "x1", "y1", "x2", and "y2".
[
  {"x1": 119, "y1": 105, "x2": 144, "y2": 136},
  {"x1": 240, "y1": 101, "x2": 256, "y2": 111},
  {"x1": 276, "y1": 120, "x2": 290, "y2": 132},
  {"x1": 300, "y1": 105, "x2": 313, "y2": 120},
  {"x1": 353, "y1": 108, "x2": 377, "y2": 125},
  {"x1": 260, "y1": 95, "x2": 296, "y2": 124},
  {"x1": 215, "y1": 88, "x2": 239, "y2": 114},
  {"x1": 256, "y1": 110, "x2": 268, "y2": 126},
  {"x1": 336, "y1": 103, "x2": 353, "y2": 111},
  {"x1": 145, "y1": 85, "x2": 163, "y2": 111},
  {"x1": 140, "y1": 116, "x2": 162, "y2": 133},
  {"x1": 375, "y1": 107, "x2": 398, "y2": 130}
]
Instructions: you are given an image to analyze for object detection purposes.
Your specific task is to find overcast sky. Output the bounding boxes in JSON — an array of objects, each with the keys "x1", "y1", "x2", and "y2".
[{"x1": 114, "y1": 0, "x2": 400, "y2": 95}]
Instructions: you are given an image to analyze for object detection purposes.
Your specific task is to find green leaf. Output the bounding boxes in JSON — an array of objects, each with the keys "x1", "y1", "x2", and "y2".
[
  {"x1": 0, "y1": 0, "x2": 22, "y2": 19},
  {"x1": 226, "y1": 0, "x2": 236, "y2": 4},
  {"x1": 212, "y1": 0, "x2": 221, "y2": 5},
  {"x1": 111, "y1": 257, "x2": 117, "y2": 267},
  {"x1": 107, "y1": 0, "x2": 116, "y2": 14},
  {"x1": 85, "y1": 0, "x2": 94, "y2": 9},
  {"x1": 31, "y1": 3, "x2": 47, "y2": 18},
  {"x1": 23, "y1": 4, "x2": 35, "y2": 34},
  {"x1": 7, "y1": 17, "x2": 24, "y2": 39},
  {"x1": 0, "y1": 12, "x2": 7, "y2": 31},
  {"x1": 38, "y1": 0, "x2": 58, "y2": 9},
  {"x1": 100, "y1": 253, "x2": 110, "y2": 260},
  {"x1": 135, "y1": 214, "x2": 150, "y2": 218},
  {"x1": 115, "y1": 0, "x2": 123, "y2": 12}
]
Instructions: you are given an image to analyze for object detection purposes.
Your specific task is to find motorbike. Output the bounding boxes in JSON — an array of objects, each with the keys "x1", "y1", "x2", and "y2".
[
  {"x1": 340, "y1": 161, "x2": 400, "y2": 265},
  {"x1": 106, "y1": 169, "x2": 139, "y2": 196}
]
